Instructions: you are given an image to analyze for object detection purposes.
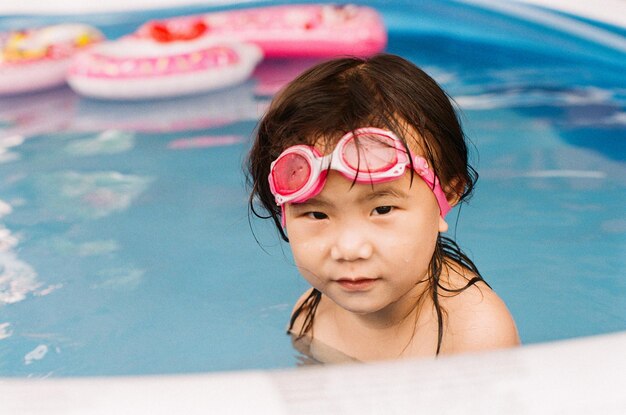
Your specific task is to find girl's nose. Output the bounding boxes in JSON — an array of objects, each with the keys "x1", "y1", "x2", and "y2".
[{"x1": 330, "y1": 226, "x2": 373, "y2": 261}]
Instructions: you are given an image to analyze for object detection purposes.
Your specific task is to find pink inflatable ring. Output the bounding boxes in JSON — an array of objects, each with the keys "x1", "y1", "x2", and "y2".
[{"x1": 137, "y1": 4, "x2": 387, "y2": 58}]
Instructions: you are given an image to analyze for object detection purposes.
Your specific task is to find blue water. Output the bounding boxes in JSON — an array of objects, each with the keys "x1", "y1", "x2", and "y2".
[{"x1": 1, "y1": 0, "x2": 624, "y2": 377}]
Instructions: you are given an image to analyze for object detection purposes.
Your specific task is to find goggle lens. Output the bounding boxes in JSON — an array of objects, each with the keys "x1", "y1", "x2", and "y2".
[
  {"x1": 271, "y1": 152, "x2": 311, "y2": 195},
  {"x1": 342, "y1": 133, "x2": 398, "y2": 173}
]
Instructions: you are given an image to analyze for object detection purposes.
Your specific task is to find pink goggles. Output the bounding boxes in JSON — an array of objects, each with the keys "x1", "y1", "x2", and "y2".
[{"x1": 268, "y1": 127, "x2": 451, "y2": 217}]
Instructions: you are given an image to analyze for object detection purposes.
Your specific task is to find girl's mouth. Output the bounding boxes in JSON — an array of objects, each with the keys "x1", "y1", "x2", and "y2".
[{"x1": 336, "y1": 278, "x2": 378, "y2": 291}]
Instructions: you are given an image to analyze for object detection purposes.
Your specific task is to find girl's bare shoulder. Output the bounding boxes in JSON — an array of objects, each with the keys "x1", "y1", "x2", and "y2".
[{"x1": 438, "y1": 265, "x2": 521, "y2": 354}]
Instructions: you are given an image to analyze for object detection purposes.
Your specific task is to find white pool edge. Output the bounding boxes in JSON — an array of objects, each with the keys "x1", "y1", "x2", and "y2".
[{"x1": 2, "y1": 331, "x2": 625, "y2": 414}]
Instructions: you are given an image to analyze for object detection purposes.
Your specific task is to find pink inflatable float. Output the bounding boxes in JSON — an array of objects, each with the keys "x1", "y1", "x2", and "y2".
[
  {"x1": 0, "y1": 24, "x2": 103, "y2": 95},
  {"x1": 137, "y1": 4, "x2": 387, "y2": 58}
]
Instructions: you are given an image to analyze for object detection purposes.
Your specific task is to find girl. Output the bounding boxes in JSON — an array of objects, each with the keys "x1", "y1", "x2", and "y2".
[{"x1": 247, "y1": 54, "x2": 519, "y2": 362}]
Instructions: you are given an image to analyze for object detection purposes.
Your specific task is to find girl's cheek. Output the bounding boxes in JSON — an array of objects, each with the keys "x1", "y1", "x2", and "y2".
[
  {"x1": 296, "y1": 242, "x2": 311, "y2": 253},
  {"x1": 295, "y1": 240, "x2": 327, "y2": 255},
  {"x1": 317, "y1": 242, "x2": 329, "y2": 253}
]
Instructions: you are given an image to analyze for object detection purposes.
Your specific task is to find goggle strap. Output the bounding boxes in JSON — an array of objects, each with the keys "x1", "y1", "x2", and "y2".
[
  {"x1": 281, "y1": 204, "x2": 286, "y2": 228},
  {"x1": 412, "y1": 155, "x2": 452, "y2": 217}
]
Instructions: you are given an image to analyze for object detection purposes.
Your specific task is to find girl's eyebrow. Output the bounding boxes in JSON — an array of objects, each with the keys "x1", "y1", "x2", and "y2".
[
  {"x1": 290, "y1": 197, "x2": 333, "y2": 209},
  {"x1": 361, "y1": 187, "x2": 408, "y2": 202},
  {"x1": 291, "y1": 187, "x2": 408, "y2": 209}
]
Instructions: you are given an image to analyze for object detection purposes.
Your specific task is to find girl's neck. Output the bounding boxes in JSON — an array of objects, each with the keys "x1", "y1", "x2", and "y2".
[
  {"x1": 340, "y1": 282, "x2": 428, "y2": 330},
  {"x1": 319, "y1": 282, "x2": 435, "y2": 360}
]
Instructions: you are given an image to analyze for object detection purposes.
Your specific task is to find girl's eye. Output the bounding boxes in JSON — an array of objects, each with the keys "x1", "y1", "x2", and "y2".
[
  {"x1": 307, "y1": 211, "x2": 328, "y2": 220},
  {"x1": 373, "y1": 206, "x2": 393, "y2": 215}
]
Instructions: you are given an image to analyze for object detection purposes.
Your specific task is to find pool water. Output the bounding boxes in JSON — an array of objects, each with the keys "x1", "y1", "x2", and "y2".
[{"x1": 0, "y1": 0, "x2": 624, "y2": 377}]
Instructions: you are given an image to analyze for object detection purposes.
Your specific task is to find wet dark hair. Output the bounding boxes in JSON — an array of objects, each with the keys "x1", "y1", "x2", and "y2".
[{"x1": 247, "y1": 54, "x2": 486, "y2": 355}]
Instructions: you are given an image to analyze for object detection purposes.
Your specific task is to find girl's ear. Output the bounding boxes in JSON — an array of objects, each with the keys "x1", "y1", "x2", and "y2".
[
  {"x1": 438, "y1": 176, "x2": 465, "y2": 233},
  {"x1": 438, "y1": 215, "x2": 449, "y2": 233},
  {"x1": 444, "y1": 176, "x2": 466, "y2": 207}
]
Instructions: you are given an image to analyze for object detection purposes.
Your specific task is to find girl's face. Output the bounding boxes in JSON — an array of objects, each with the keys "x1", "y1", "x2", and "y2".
[{"x1": 285, "y1": 169, "x2": 449, "y2": 317}]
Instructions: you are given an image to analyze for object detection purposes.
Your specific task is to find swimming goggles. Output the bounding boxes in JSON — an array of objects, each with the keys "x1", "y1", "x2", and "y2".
[{"x1": 268, "y1": 127, "x2": 451, "y2": 218}]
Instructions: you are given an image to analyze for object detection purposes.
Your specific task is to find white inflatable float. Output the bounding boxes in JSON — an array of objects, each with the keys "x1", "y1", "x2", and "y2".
[
  {"x1": 67, "y1": 19, "x2": 262, "y2": 100},
  {"x1": 0, "y1": 24, "x2": 103, "y2": 95}
]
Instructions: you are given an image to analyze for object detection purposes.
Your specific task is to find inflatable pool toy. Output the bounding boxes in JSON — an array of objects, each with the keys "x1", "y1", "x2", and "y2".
[
  {"x1": 68, "y1": 38, "x2": 262, "y2": 100},
  {"x1": 136, "y1": 4, "x2": 387, "y2": 58},
  {"x1": 0, "y1": 24, "x2": 103, "y2": 95},
  {"x1": 66, "y1": 4, "x2": 384, "y2": 100},
  {"x1": 67, "y1": 31, "x2": 263, "y2": 100},
  {"x1": 137, "y1": 4, "x2": 386, "y2": 58}
]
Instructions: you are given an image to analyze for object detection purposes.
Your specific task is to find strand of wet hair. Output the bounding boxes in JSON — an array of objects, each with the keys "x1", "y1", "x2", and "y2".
[{"x1": 288, "y1": 288, "x2": 322, "y2": 338}]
